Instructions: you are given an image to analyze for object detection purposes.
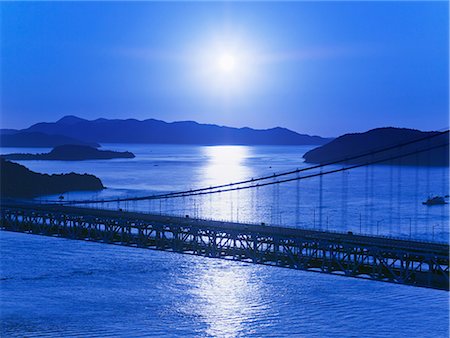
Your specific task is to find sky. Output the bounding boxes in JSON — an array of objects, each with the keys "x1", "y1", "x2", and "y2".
[{"x1": 1, "y1": 1, "x2": 448, "y2": 137}]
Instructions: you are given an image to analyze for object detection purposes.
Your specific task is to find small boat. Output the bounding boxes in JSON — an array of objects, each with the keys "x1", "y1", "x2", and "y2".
[{"x1": 422, "y1": 196, "x2": 447, "y2": 206}]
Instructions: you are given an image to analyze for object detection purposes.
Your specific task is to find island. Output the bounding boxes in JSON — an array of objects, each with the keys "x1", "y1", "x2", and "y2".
[
  {"x1": 303, "y1": 127, "x2": 449, "y2": 166},
  {"x1": 0, "y1": 159, "x2": 104, "y2": 198},
  {"x1": 2, "y1": 144, "x2": 135, "y2": 161}
]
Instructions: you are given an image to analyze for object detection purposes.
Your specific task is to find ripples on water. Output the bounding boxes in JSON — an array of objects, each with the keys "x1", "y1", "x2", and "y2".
[
  {"x1": 1, "y1": 232, "x2": 448, "y2": 337},
  {"x1": 1, "y1": 144, "x2": 449, "y2": 337}
]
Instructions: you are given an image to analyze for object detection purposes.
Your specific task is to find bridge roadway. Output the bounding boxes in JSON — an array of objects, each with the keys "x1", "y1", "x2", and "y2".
[{"x1": 1, "y1": 202, "x2": 449, "y2": 290}]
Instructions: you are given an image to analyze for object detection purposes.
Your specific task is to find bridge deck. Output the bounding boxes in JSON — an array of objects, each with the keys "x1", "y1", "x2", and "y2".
[
  {"x1": 6, "y1": 202, "x2": 447, "y2": 254},
  {"x1": 1, "y1": 202, "x2": 449, "y2": 290}
]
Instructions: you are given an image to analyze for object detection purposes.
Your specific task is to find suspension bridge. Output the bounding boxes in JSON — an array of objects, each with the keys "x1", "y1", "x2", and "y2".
[{"x1": 1, "y1": 130, "x2": 449, "y2": 290}]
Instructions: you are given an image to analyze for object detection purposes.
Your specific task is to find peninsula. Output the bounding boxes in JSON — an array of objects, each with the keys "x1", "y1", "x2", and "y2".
[
  {"x1": 0, "y1": 159, "x2": 104, "y2": 198},
  {"x1": 303, "y1": 127, "x2": 449, "y2": 166}
]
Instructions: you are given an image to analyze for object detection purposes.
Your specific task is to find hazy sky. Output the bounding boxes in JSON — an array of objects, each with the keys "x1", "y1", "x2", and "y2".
[{"x1": 1, "y1": 1, "x2": 448, "y2": 136}]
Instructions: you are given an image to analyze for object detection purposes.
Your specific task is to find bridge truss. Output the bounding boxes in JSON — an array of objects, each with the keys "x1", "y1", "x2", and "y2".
[{"x1": 1, "y1": 204, "x2": 448, "y2": 290}]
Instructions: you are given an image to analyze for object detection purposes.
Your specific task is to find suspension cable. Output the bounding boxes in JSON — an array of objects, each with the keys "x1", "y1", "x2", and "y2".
[{"x1": 56, "y1": 140, "x2": 448, "y2": 205}]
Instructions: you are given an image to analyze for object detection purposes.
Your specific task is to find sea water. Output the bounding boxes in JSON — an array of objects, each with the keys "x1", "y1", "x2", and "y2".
[
  {"x1": 3, "y1": 144, "x2": 448, "y2": 241},
  {"x1": 1, "y1": 144, "x2": 448, "y2": 337},
  {"x1": 1, "y1": 231, "x2": 449, "y2": 337}
]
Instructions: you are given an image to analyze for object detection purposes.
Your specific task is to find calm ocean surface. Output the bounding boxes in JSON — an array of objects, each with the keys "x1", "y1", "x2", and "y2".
[
  {"x1": 3, "y1": 144, "x2": 449, "y2": 241},
  {"x1": 1, "y1": 144, "x2": 449, "y2": 337}
]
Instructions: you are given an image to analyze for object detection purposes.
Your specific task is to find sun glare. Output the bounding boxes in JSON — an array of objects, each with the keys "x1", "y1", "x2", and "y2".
[
  {"x1": 218, "y1": 53, "x2": 237, "y2": 73},
  {"x1": 192, "y1": 35, "x2": 260, "y2": 94}
]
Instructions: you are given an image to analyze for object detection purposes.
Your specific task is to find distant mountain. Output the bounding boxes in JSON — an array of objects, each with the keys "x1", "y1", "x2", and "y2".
[
  {"x1": 22, "y1": 115, "x2": 330, "y2": 145},
  {"x1": 2, "y1": 145, "x2": 135, "y2": 161},
  {"x1": 0, "y1": 130, "x2": 100, "y2": 148},
  {"x1": 0, "y1": 129, "x2": 19, "y2": 135},
  {"x1": 0, "y1": 159, "x2": 104, "y2": 198},
  {"x1": 303, "y1": 127, "x2": 449, "y2": 166}
]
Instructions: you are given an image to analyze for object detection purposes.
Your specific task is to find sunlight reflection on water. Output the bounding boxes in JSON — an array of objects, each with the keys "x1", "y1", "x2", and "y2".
[
  {"x1": 199, "y1": 146, "x2": 255, "y2": 223},
  {"x1": 201, "y1": 145, "x2": 253, "y2": 186},
  {"x1": 1, "y1": 231, "x2": 448, "y2": 337},
  {"x1": 186, "y1": 261, "x2": 268, "y2": 337}
]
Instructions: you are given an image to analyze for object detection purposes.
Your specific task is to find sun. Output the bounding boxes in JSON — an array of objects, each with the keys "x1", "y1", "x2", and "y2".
[
  {"x1": 192, "y1": 36, "x2": 259, "y2": 93},
  {"x1": 217, "y1": 53, "x2": 237, "y2": 73}
]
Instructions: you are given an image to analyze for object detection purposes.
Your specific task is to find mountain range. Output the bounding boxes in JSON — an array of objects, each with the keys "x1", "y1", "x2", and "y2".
[
  {"x1": 0, "y1": 130, "x2": 100, "y2": 148},
  {"x1": 3, "y1": 115, "x2": 330, "y2": 146}
]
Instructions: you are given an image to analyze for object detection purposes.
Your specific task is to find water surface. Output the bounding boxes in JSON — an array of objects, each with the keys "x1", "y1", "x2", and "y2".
[
  {"x1": 1, "y1": 144, "x2": 448, "y2": 337},
  {"x1": 1, "y1": 231, "x2": 448, "y2": 337},
  {"x1": 3, "y1": 144, "x2": 448, "y2": 241}
]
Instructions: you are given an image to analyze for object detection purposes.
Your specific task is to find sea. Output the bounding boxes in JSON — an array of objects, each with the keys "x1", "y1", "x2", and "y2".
[{"x1": 1, "y1": 144, "x2": 449, "y2": 337}]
